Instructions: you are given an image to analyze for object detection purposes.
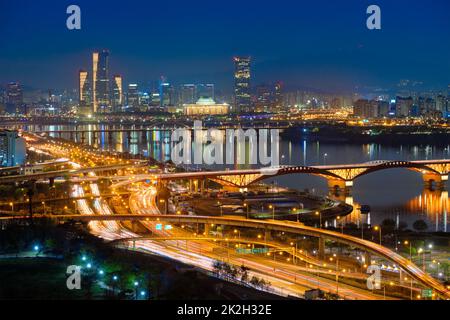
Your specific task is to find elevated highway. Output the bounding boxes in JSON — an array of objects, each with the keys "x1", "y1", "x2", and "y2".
[{"x1": 4, "y1": 213, "x2": 449, "y2": 299}]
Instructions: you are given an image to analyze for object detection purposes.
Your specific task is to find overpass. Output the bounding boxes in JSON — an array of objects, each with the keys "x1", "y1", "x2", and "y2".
[
  {"x1": 8, "y1": 213, "x2": 449, "y2": 299},
  {"x1": 0, "y1": 162, "x2": 147, "y2": 184},
  {"x1": 108, "y1": 159, "x2": 450, "y2": 193}
]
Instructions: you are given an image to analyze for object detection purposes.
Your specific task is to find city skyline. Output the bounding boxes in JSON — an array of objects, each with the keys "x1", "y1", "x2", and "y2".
[{"x1": 1, "y1": 0, "x2": 450, "y2": 92}]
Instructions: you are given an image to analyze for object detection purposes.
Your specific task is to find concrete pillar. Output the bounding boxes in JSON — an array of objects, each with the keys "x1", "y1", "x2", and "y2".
[
  {"x1": 204, "y1": 223, "x2": 211, "y2": 236},
  {"x1": 327, "y1": 179, "x2": 352, "y2": 195},
  {"x1": 49, "y1": 177, "x2": 55, "y2": 188},
  {"x1": 193, "y1": 180, "x2": 199, "y2": 193},
  {"x1": 264, "y1": 230, "x2": 272, "y2": 241},
  {"x1": 200, "y1": 179, "x2": 206, "y2": 194},
  {"x1": 318, "y1": 237, "x2": 325, "y2": 260},
  {"x1": 365, "y1": 252, "x2": 372, "y2": 266},
  {"x1": 422, "y1": 173, "x2": 444, "y2": 190}
]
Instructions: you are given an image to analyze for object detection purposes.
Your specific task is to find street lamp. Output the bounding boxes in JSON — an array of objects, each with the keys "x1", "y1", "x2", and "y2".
[
  {"x1": 315, "y1": 211, "x2": 322, "y2": 228},
  {"x1": 243, "y1": 202, "x2": 249, "y2": 219},
  {"x1": 9, "y1": 202, "x2": 14, "y2": 212},
  {"x1": 269, "y1": 204, "x2": 275, "y2": 220},
  {"x1": 374, "y1": 225, "x2": 382, "y2": 245},
  {"x1": 217, "y1": 201, "x2": 223, "y2": 216},
  {"x1": 404, "y1": 240, "x2": 412, "y2": 261},
  {"x1": 42, "y1": 201, "x2": 47, "y2": 215},
  {"x1": 292, "y1": 207, "x2": 299, "y2": 222}
]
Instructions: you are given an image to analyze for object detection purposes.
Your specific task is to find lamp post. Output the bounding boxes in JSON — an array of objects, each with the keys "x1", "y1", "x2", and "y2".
[
  {"x1": 374, "y1": 225, "x2": 382, "y2": 245},
  {"x1": 217, "y1": 201, "x2": 223, "y2": 216},
  {"x1": 404, "y1": 240, "x2": 412, "y2": 261},
  {"x1": 42, "y1": 201, "x2": 46, "y2": 215},
  {"x1": 337, "y1": 216, "x2": 343, "y2": 234},
  {"x1": 9, "y1": 202, "x2": 14, "y2": 212},
  {"x1": 315, "y1": 211, "x2": 322, "y2": 228},
  {"x1": 269, "y1": 204, "x2": 275, "y2": 220},
  {"x1": 243, "y1": 202, "x2": 249, "y2": 219},
  {"x1": 323, "y1": 153, "x2": 328, "y2": 165},
  {"x1": 292, "y1": 207, "x2": 299, "y2": 223}
]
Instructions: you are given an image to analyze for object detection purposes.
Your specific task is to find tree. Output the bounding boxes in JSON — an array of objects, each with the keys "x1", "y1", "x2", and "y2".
[{"x1": 413, "y1": 220, "x2": 428, "y2": 232}]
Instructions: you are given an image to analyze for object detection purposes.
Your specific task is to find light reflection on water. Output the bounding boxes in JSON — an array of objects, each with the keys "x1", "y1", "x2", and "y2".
[{"x1": 28, "y1": 124, "x2": 450, "y2": 232}]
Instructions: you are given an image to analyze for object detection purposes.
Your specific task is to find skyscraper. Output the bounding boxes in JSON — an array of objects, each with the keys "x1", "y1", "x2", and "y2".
[
  {"x1": 196, "y1": 84, "x2": 215, "y2": 100},
  {"x1": 160, "y1": 81, "x2": 175, "y2": 107},
  {"x1": 6, "y1": 82, "x2": 23, "y2": 114},
  {"x1": 180, "y1": 84, "x2": 196, "y2": 105},
  {"x1": 112, "y1": 75, "x2": 123, "y2": 111},
  {"x1": 127, "y1": 84, "x2": 139, "y2": 109},
  {"x1": 0, "y1": 130, "x2": 26, "y2": 167},
  {"x1": 234, "y1": 56, "x2": 251, "y2": 113},
  {"x1": 92, "y1": 50, "x2": 110, "y2": 113},
  {"x1": 78, "y1": 70, "x2": 91, "y2": 114}
]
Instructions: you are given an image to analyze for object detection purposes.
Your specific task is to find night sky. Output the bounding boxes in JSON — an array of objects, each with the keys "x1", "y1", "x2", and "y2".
[{"x1": 0, "y1": 0, "x2": 449, "y2": 92}]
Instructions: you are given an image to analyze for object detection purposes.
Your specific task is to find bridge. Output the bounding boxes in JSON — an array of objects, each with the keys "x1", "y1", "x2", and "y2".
[
  {"x1": 107, "y1": 159, "x2": 450, "y2": 194},
  {"x1": 5, "y1": 213, "x2": 449, "y2": 299}
]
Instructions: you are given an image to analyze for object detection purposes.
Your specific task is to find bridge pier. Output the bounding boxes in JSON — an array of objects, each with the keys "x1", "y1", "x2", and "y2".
[
  {"x1": 364, "y1": 252, "x2": 372, "y2": 266},
  {"x1": 264, "y1": 230, "x2": 272, "y2": 241},
  {"x1": 327, "y1": 179, "x2": 352, "y2": 197},
  {"x1": 204, "y1": 223, "x2": 211, "y2": 236},
  {"x1": 423, "y1": 173, "x2": 447, "y2": 191},
  {"x1": 318, "y1": 236, "x2": 325, "y2": 260}
]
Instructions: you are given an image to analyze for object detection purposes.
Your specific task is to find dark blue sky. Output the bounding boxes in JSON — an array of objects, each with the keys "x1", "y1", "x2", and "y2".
[{"x1": 0, "y1": 0, "x2": 449, "y2": 92}]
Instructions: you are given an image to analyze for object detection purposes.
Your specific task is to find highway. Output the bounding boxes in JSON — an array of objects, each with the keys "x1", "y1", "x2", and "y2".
[{"x1": 22, "y1": 210, "x2": 449, "y2": 299}]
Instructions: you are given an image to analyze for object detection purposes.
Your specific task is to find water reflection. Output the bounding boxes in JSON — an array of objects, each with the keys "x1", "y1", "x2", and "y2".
[{"x1": 26, "y1": 124, "x2": 450, "y2": 232}]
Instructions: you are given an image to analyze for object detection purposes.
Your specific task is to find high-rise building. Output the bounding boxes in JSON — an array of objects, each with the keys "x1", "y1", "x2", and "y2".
[
  {"x1": 127, "y1": 84, "x2": 139, "y2": 109},
  {"x1": 353, "y1": 99, "x2": 379, "y2": 118},
  {"x1": 273, "y1": 81, "x2": 283, "y2": 111},
  {"x1": 0, "y1": 130, "x2": 26, "y2": 167},
  {"x1": 395, "y1": 96, "x2": 413, "y2": 117},
  {"x1": 255, "y1": 84, "x2": 271, "y2": 112},
  {"x1": 180, "y1": 84, "x2": 197, "y2": 105},
  {"x1": 160, "y1": 82, "x2": 175, "y2": 107},
  {"x1": 92, "y1": 49, "x2": 110, "y2": 113},
  {"x1": 196, "y1": 84, "x2": 215, "y2": 100},
  {"x1": 6, "y1": 82, "x2": 23, "y2": 114},
  {"x1": 234, "y1": 56, "x2": 251, "y2": 113},
  {"x1": 112, "y1": 75, "x2": 123, "y2": 111},
  {"x1": 78, "y1": 70, "x2": 91, "y2": 114}
]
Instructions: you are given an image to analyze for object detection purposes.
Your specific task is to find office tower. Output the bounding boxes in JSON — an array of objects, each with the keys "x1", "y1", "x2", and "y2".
[
  {"x1": 6, "y1": 82, "x2": 23, "y2": 114},
  {"x1": 160, "y1": 82, "x2": 175, "y2": 107},
  {"x1": 127, "y1": 84, "x2": 139, "y2": 109},
  {"x1": 0, "y1": 130, "x2": 26, "y2": 167},
  {"x1": 233, "y1": 56, "x2": 251, "y2": 113},
  {"x1": 180, "y1": 84, "x2": 197, "y2": 105},
  {"x1": 196, "y1": 84, "x2": 215, "y2": 100},
  {"x1": 92, "y1": 49, "x2": 110, "y2": 113},
  {"x1": 112, "y1": 75, "x2": 123, "y2": 111},
  {"x1": 78, "y1": 70, "x2": 91, "y2": 112}
]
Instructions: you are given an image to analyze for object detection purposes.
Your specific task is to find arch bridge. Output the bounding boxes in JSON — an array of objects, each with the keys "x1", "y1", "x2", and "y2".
[{"x1": 152, "y1": 159, "x2": 450, "y2": 194}]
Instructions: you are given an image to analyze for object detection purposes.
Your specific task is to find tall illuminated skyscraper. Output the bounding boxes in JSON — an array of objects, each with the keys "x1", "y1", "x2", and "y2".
[
  {"x1": 78, "y1": 70, "x2": 91, "y2": 113},
  {"x1": 92, "y1": 49, "x2": 110, "y2": 113},
  {"x1": 234, "y1": 56, "x2": 251, "y2": 113},
  {"x1": 127, "y1": 84, "x2": 139, "y2": 108},
  {"x1": 112, "y1": 75, "x2": 123, "y2": 111}
]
